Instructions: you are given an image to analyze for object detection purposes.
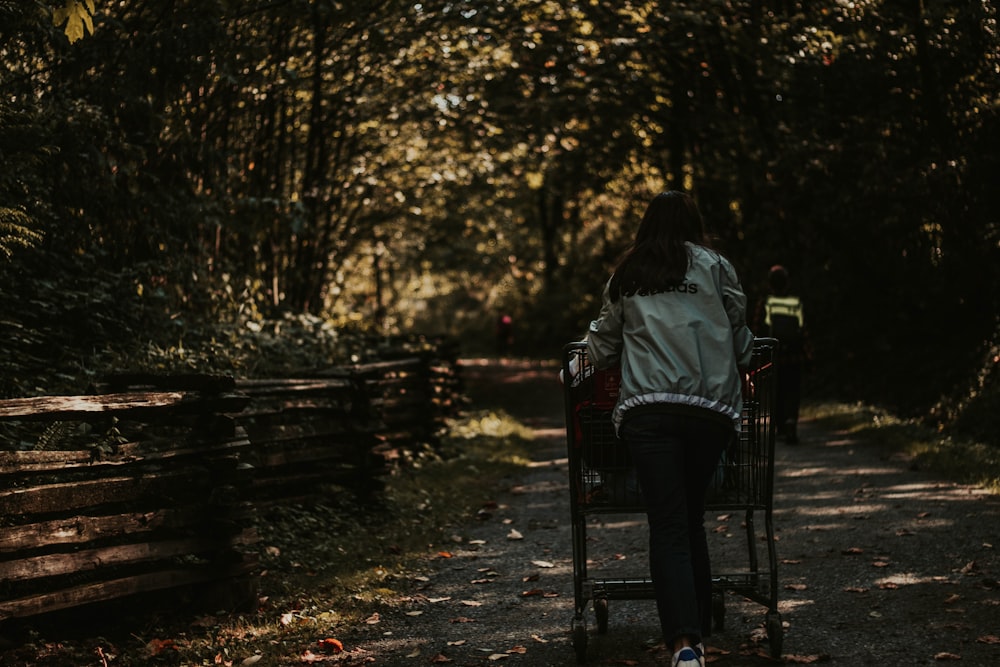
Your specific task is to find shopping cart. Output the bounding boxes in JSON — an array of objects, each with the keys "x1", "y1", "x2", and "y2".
[{"x1": 561, "y1": 338, "x2": 781, "y2": 663}]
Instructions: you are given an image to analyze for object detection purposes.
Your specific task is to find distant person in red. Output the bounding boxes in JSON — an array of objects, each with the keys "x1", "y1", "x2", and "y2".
[
  {"x1": 756, "y1": 265, "x2": 810, "y2": 443},
  {"x1": 495, "y1": 313, "x2": 514, "y2": 356}
]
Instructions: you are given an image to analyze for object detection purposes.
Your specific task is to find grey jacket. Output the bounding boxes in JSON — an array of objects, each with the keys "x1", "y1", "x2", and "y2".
[{"x1": 587, "y1": 243, "x2": 754, "y2": 432}]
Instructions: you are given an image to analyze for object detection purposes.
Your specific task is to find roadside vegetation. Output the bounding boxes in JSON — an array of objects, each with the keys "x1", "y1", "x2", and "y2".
[
  {"x1": 804, "y1": 402, "x2": 1000, "y2": 494},
  {"x1": 2, "y1": 2, "x2": 998, "y2": 661}
]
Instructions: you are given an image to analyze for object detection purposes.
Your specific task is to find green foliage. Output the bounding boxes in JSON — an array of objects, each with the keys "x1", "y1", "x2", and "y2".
[
  {"x1": 52, "y1": 0, "x2": 96, "y2": 43},
  {"x1": 0, "y1": 207, "x2": 43, "y2": 258},
  {"x1": 0, "y1": 0, "x2": 998, "y2": 440}
]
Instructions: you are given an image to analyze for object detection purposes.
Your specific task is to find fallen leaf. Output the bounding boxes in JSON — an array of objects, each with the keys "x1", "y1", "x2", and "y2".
[
  {"x1": 429, "y1": 597, "x2": 451, "y2": 603},
  {"x1": 487, "y1": 654, "x2": 508, "y2": 661},
  {"x1": 507, "y1": 529, "x2": 523, "y2": 540},
  {"x1": 917, "y1": 511, "x2": 932, "y2": 518},
  {"x1": 521, "y1": 589, "x2": 544, "y2": 597},
  {"x1": 280, "y1": 612, "x2": 295, "y2": 626},
  {"x1": 934, "y1": 652, "x2": 961, "y2": 660},
  {"x1": 841, "y1": 547, "x2": 864, "y2": 555},
  {"x1": 406, "y1": 610, "x2": 424, "y2": 616},
  {"x1": 784, "y1": 655, "x2": 827, "y2": 664},
  {"x1": 241, "y1": 656, "x2": 263, "y2": 666},
  {"x1": 459, "y1": 600, "x2": 483, "y2": 606},
  {"x1": 960, "y1": 561, "x2": 977, "y2": 575},
  {"x1": 364, "y1": 613, "x2": 380, "y2": 624},
  {"x1": 450, "y1": 616, "x2": 477, "y2": 623},
  {"x1": 530, "y1": 634, "x2": 548, "y2": 643},
  {"x1": 977, "y1": 635, "x2": 1000, "y2": 644},
  {"x1": 470, "y1": 578, "x2": 492, "y2": 584},
  {"x1": 507, "y1": 646, "x2": 527, "y2": 654},
  {"x1": 146, "y1": 639, "x2": 178, "y2": 656},
  {"x1": 146, "y1": 639, "x2": 177, "y2": 655},
  {"x1": 844, "y1": 586, "x2": 869, "y2": 593},
  {"x1": 438, "y1": 551, "x2": 453, "y2": 558},
  {"x1": 317, "y1": 638, "x2": 343, "y2": 653},
  {"x1": 406, "y1": 647, "x2": 421, "y2": 657},
  {"x1": 785, "y1": 583, "x2": 807, "y2": 591},
  {"x1": 447, "y1": 640, "x2": 467, "y2": 646},
  {"x1": 781, "y1": 559, "x2": 802, "y2": 565},
  {"x1": 430, "y1": 654, "x2": 453, "y2": 664},
  {"x1": 531, "y1": 560, "x2": 554, "y2": 568},
  {"x1": 299, "y1": 650, "x2": 325, "y2": 664},
  {"x1": 872, "y1": 560, "x2": 891, "y2": 568},
  {"x1": 944, "y1": 594, "x2": 961, "y2": 604}
]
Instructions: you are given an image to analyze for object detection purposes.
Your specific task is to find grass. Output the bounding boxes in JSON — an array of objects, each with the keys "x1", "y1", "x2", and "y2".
[
  {"x1": 217, "y1": 409, "x2": 538, "y2": 662},
  {"x1": 803, "y1": 401, "x2": 1000, "y2": 494}
]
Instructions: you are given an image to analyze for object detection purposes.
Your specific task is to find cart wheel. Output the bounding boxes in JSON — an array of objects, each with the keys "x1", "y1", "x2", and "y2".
[
  {"x1": 711, "y1": 591, "x2": 725, "y2": 631},
  {"x1": 572, "y1": 617, "x2": 588, "y2": 664},
  {"x1": 594, "y1": 598, "x2": 609, "y2": 635},
  {"x1": 766, "y1": 612, "x2": 783, "y2": 658}
]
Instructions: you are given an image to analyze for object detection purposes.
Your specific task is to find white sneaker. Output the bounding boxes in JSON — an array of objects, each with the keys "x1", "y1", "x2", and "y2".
[{"x1": 671, "y1": 643, "x2": 705, "y2": 667}]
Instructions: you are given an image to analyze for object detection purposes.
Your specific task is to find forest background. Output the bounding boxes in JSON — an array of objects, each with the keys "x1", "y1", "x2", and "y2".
[{"x1": 1, "y1": 0, "x2": 998, "y2": 445}]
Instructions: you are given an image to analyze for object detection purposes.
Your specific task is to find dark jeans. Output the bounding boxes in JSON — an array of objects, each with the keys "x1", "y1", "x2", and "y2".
[
  {"x1": 621, "y1": 411, "x2": 732, "y2": 646},
  {"x1": 775, "y1": 361, "x2": 802, "y2": 436}
]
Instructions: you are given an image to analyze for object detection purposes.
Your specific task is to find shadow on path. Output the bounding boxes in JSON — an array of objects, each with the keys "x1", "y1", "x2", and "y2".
[
  {"x1": 450, "y1": 359, "x2": 1000, "y2": 666},
  {"x1": 325, "y1": 360, "x2": 999, "y2": 666}
]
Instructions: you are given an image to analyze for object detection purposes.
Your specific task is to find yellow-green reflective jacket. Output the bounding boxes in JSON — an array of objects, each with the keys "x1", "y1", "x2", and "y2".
[{"x1": 764, "y1": 295, "x2": 804, "y2": 331}]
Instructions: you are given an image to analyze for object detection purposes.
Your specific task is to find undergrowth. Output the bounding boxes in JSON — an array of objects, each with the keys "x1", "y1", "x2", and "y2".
[
  {"x1": 803, "y1": 402, "x2": 1000, "y2": 494},
  {"x1": 1, "y1": 409, "x2": 537, "y2": 666}
]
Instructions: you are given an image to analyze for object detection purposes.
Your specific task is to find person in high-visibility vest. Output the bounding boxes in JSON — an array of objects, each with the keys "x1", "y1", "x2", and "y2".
[{"x1": 759, "y1": 265, "x2": 809, "y2": 443}]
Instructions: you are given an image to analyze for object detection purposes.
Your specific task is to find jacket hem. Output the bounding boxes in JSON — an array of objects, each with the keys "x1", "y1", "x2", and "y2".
[{"x1": 614, "y1": 393, "x2": 740, "y2": 433}]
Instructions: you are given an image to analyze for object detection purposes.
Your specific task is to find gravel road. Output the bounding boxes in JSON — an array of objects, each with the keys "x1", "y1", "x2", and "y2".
[{"x1": 320, "y1": 359, "x2": 1000, "y2": 666}]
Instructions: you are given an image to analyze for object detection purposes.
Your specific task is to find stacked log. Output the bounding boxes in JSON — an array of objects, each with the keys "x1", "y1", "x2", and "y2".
[
  {"x1": 0, "y1": 383, "x2": 255, "y2": 622},
  {"x1": 0, "y1": 337, "x2": 465, "y2": 622}
]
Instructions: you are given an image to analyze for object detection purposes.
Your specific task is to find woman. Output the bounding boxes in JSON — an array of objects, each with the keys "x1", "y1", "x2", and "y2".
[{"x1": 587, "y1": 191, "x2": 754, "y2": 667}]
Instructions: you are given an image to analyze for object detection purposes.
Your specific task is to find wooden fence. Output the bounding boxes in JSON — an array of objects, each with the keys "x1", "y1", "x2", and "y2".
[{"x1": 0, "y1": 338, "x2": 462, "y2": 624}]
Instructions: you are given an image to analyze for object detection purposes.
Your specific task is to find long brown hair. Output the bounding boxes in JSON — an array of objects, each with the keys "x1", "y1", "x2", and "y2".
[{"x1": 609, "y1": 191, "x2": 711, "y2": 301}]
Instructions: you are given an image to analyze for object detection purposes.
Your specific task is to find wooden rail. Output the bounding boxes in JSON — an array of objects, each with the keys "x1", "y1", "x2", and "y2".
[
  {"x1": 0, "y1": 388, "x2": 255, "y2": 622},
  {"x1": 0, "y1": 337, "x2": 463, "y2": 623}
]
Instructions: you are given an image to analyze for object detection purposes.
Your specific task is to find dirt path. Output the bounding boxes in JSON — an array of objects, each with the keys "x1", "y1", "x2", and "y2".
[{"x1": 331, "y1": 359, "x2": 1000, "y2": 666}]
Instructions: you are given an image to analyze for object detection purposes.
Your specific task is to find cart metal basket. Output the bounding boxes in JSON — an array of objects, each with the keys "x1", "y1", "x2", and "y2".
[{"x1": 562, "y1": 338, "x2": 781, "y2": 663}]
